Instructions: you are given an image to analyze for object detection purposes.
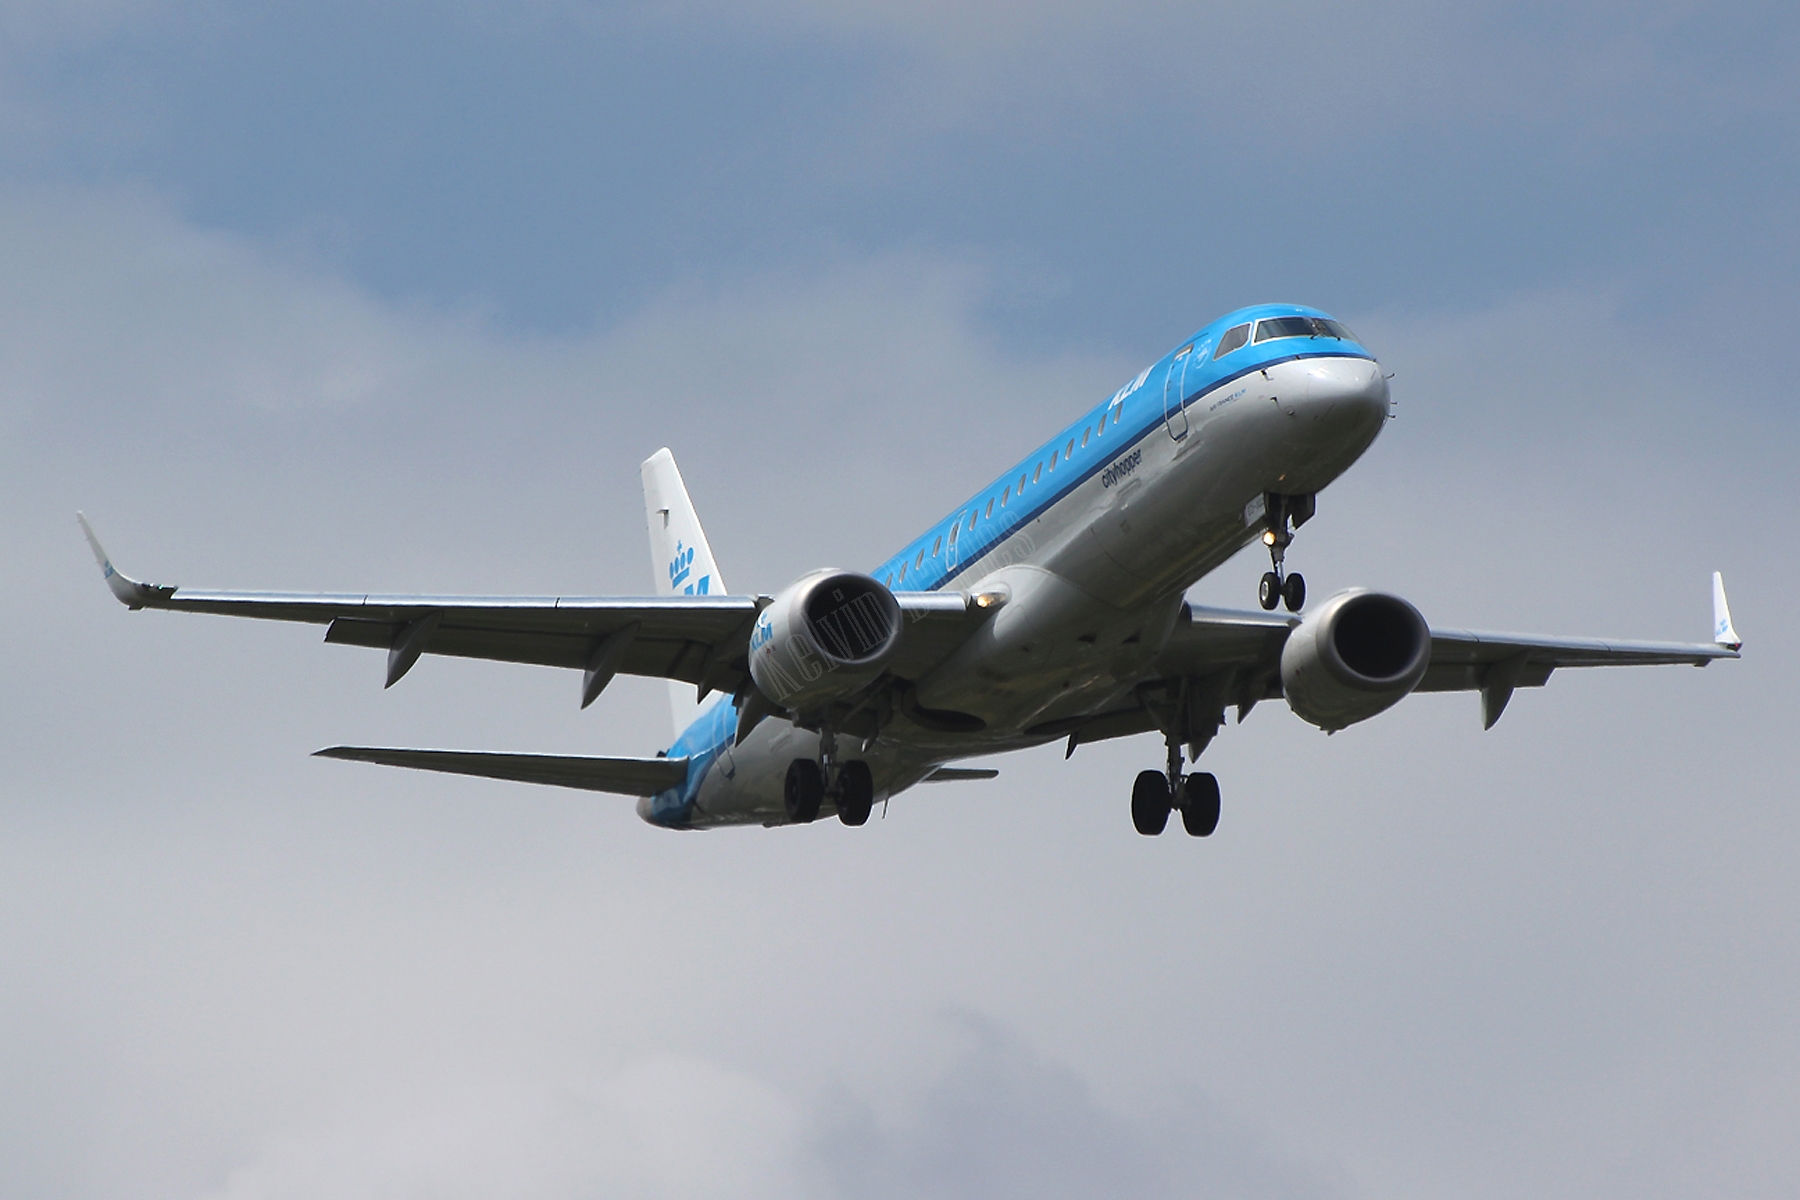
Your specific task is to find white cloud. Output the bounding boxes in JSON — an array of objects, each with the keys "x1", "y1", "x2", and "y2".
[
  {"x1": 201, "y1": 1059, "x2": 815, "y2": 1200},
  {"x1": 642, "y1": 0, "x2": 1800, "y2": 149},
  {"x1": 0, "y1": 184, "x2": 1795, "y2": 1200}
]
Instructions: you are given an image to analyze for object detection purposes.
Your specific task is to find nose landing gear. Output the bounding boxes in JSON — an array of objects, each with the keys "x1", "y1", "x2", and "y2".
[{"x1": 1256, "y1": 492, "x2": 1313, "y2": 613}]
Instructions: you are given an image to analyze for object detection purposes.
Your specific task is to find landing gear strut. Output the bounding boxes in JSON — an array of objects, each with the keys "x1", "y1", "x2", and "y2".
[
  {"x1": 1256, "y1": 492, "x2": 1313, "y2": 614},
  {"x1": 1132, "y1": 726, "x2": 1221, "y2": 838}
]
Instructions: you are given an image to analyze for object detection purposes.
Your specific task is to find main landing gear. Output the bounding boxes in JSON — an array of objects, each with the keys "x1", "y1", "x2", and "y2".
[
  {"x1": 784, "y1": 728, "x2": 875, "y2": 826},
  {"x1": 1256, "y1": 492, "x2": 1314, "y2": 613},
  {"x1": 1131, "y1": 732, "x2": 1220, "y2": 838}
]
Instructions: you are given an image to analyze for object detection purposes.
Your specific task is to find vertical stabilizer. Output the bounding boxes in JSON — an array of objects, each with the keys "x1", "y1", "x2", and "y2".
[
  {"x1": 642, "y1": 448, "x2": 727, "y2": 735},
  {"x1": 1712, "y1": 571, "x2": 1742, "y2": 649}
]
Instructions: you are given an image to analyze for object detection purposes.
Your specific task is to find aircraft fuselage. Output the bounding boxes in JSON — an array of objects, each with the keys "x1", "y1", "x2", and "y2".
[{"x1": 646, "y1": 305, "x2": 1390, "y2": 827}]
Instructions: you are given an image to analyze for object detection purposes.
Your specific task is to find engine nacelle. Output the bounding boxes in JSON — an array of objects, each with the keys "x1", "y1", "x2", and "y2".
[
  {"x1": 1281, "y1": 590, "x2": 1431, "y2": 731},
  {"x1": 748, "y1": 569, "x2": 902, "y2": 712}
]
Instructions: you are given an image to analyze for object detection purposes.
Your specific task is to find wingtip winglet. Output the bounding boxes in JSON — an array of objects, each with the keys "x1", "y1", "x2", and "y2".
[
  {"x1": 76, "y1": 512, "x2": 173, "y2": 609},
  {"x1": 1712, "y1": 571, "x2": 1742, "y2": 651}
]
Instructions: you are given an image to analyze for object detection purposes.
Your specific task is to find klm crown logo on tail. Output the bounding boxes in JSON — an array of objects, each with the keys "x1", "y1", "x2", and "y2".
[{"x1": 668, "y1": 541, "x2": 710, "y2": 595}]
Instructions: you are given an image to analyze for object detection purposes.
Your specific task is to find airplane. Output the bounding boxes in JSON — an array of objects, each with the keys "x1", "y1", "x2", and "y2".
[{"x1": 79, "y1": 303, "x2": 1743, "y2": 836}]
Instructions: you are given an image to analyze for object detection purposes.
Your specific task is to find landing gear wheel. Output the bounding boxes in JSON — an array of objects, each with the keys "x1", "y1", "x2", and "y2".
[
  {"x1": 1131, "y1": 770, "x2": 1172, "y2": 836},
  {"x1": 1259, "y1": 572, "x2": 1282, "y2": 611},
  {"x1": 784, "y1": 759, "x2": 824, "y2": 824},
  {"x1": 1179, "y1": 772, "x2": 1221, "y2": 837},
  {"x1": 836, "y1": 760, "x2": 874, "y2": 826},
  {"x1": 1281, "y1": 572, "x2": 1306, "y2": 613}
]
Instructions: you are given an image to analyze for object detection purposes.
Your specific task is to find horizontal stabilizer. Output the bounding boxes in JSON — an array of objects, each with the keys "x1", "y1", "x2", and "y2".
[
  {"x1": 315, "y1": 746, "x2": 689, "y2": 796},
  {"x1": 923, "y1": 767, "x2": 999, "y2": 782}
]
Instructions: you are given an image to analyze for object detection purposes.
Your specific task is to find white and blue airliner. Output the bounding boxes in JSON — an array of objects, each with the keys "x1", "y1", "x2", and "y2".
[{"x1": 81, "y1": 304, "x2": 1742, "y2": 836}]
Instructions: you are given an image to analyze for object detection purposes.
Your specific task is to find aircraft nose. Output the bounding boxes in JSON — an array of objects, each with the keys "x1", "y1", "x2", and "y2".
[{"x1": 1298, "y1": 355, "x2": 1389, "y2": 434}]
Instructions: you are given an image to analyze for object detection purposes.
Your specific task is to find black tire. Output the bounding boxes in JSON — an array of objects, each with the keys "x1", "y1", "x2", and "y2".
[
  {"x1": 784, "y1": 758, "x2": 824, "y2": 823},
  {"x1": 1259, "y1": 572, "x2": 1282, "y2": 611},
  {"x1": 1131, "y1": 770, "x2": 1172, "y2": 835},
  {"x1": 1179, "y1": 772, "x2": 1221, "y2": 837},
  {"x1": 837, "y1": 760, "x2": 874, "y2": 826},
  {"x1": 1282, "y1": 572, "x2": 1306, "y2": 613}
]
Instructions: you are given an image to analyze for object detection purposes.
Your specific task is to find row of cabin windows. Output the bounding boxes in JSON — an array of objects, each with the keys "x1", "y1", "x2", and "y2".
[
  {"x1": 1214, "y1": 315, "x2": 1358, "y2": 361},
  {"x1": 882, "y1": 400, "x2": 1129, "y2": 586}
]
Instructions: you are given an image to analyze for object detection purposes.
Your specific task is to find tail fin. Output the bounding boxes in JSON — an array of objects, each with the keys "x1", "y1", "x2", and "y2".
[
  {"x1": 1712, "y1": 571, "x2": 1742, "y2": 650},
  {"x1": 642, "y1": 448, "x2": 727, "y2": 735}
]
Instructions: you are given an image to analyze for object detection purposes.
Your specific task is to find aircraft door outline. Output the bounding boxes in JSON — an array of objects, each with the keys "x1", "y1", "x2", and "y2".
[{"x1": 1163, "y1": 344, "x2": 1194, "y2": 440}]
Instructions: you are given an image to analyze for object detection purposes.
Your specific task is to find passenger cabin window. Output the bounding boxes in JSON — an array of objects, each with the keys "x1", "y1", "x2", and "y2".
[
  {"x1": 1066, "y1": 439, "x2": 1075, "y2": 458},
  {"x1": 1253, "y1": 316, "x2": 1354, "y2": 343},
  {"x1": 1214, "y1": 323, "x2": 1251, "y2": 359},
  {"x1": 1082, "y1": 427, "x2": 1091, "y2": 447},
  {"x1": 1113, "y1": 408, "x2": 1122, "y2": 425},
  {"x1": 985, "y1": 498, "x2": 994, "y2": 518},
  {"x1": 899, "y1": 562, "x2": 908, "y2": 581},
  {"x1": 1002, "y1": 485, "x2": 1010, "y2": 506},
  {"x1": 1033, "y1": 463, "x2": 1043, "y2": 484},
  {"x1": 932, "y1": 536, "x2": 942, "y2": 555},
  {"x1": 916, "y1": 549, "x2": 926, "y2": 567},
  {"x1": 967, "y1": 511, "x2": 976, "y2": 532},
  {"x1": 1019, "y1": 473, "x2": 1028, "y2": 492},
  {"x1": 1050, "y1": 450, "x2": 1058, "y2": 470}
]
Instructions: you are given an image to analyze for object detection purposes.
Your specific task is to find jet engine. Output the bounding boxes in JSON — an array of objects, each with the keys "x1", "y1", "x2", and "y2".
[
  {"x1": 748, "y1": 569, "x2": 901, "y2": 713},
  {"x1": 1280, "y1": 590, "x2": 1431, "y2": 731}
]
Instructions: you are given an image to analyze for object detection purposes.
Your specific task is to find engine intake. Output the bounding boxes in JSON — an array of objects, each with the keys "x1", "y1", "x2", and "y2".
[
  {"x1": 1281, "y1": 590, "x2": 1430, "y2": 731},
  {"x1": 748, "y1": 570, "x2": 901, "y2": 712}
]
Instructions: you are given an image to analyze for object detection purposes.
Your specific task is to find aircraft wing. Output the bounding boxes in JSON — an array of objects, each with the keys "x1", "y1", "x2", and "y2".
[
  {"x1": 79, "y1": 515, "x2": 977, "y2": 705},
  {"x1": 1129, "y1": 590, "x2": 1740, "y2": 737},
  {"x1": 315, "y1": 747, "x2": 689, "y2": 795},
  {"x1": 1156, "y1": 604, "x2": 1736, "y2": 680},
  {"x1": 1414, "y1": 626, "x2": 1736, "y2": 727},
  {"x1": 1418, "y1": 627, "x2": 1736, "y2": 682}
]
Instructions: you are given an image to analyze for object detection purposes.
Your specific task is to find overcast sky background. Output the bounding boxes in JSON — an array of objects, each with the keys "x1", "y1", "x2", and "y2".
[{"x1": 2, "y1": 3, "x2": 1797, "y2": 1197}]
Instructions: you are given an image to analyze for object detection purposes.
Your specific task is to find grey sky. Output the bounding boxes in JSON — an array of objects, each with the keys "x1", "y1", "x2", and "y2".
[{"x1": 1, "y1": 3, "x2": 1796, "y2": 1198}]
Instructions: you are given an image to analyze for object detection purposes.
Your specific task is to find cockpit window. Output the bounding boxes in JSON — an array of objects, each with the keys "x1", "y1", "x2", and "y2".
[
  {"x1": 1214, "y1": 323, "x2": 1250, "y2": 359},
  {"x1": 1253, "y1": 316, "x2": 1358, "y2": 344}
]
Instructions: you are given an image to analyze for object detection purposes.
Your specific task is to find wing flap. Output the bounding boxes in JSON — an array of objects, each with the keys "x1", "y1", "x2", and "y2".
[{"x1": 314, "y1": 746, "x2": 689, "y2": 796}]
